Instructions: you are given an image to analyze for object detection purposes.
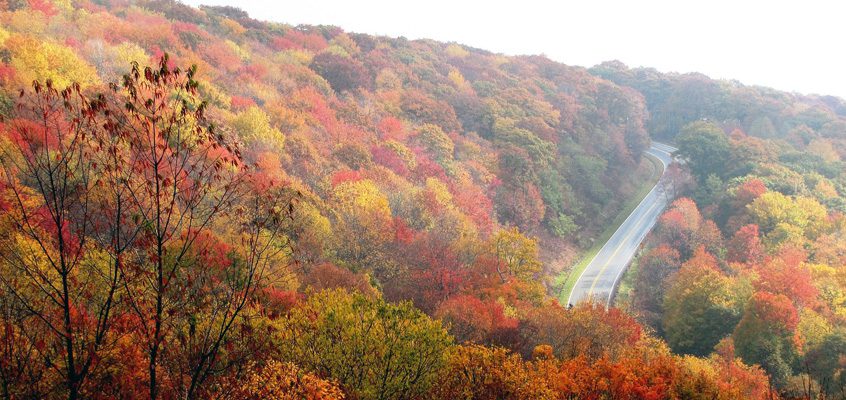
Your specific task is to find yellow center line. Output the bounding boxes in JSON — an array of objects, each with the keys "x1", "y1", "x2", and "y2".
[{"x1": 587, "y1": 199, "x2": 661, "y2": 295}]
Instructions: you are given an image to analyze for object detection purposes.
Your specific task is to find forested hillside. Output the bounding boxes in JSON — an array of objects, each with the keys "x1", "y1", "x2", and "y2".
[
  {"x1": 1, "y1": 0, "x2": 843, "y2": 399},
  {"x1": 601, "y1": 64, "x2": 846, "y2": 397},
  {"x1": 592, "y1": 61, "x2": 846, "y2": 149}
]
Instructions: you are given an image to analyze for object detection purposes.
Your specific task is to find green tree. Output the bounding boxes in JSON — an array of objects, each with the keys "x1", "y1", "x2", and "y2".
[
  {"x1": 415, "y1": 123, "x2": 455, "y2": 162},
  {"x1": 804, "y1": 330, "x2": 846, "y2": 396},
  {"x1": 549, "y1": 213, "x2": 577, "y2": 238},
  {"x1": 676, "y1": 121, "x2": 730, "y2": 181}
]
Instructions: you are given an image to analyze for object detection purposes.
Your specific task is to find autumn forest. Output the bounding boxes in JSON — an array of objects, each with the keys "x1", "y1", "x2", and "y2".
[{"x1": 0, "y1": 1, "x2": 845, "y2": 399}]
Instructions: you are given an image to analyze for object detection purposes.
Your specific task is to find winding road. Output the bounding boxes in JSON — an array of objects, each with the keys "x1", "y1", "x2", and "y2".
[{"x1": 567, "y1": 142, "x2": 677, "y2": 307}]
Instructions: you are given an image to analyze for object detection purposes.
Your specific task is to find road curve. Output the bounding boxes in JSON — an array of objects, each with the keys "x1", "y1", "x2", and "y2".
[{"x1": 566, "y1": 142, "x2": 677, "y2": 307}]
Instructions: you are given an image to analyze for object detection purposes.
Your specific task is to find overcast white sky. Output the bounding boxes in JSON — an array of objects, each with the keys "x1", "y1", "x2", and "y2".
[{"x1": 183, "y1": 0, "x2": 846, "y2": 99}]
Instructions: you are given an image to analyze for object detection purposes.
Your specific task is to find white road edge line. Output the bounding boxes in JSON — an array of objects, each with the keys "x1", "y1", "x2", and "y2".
[
  {"x1": 565, "y1": 142, "x2": 674, "y2": 306},
  {"x1": 604, "y1": 149, "x2": 671, "y2": 307}
]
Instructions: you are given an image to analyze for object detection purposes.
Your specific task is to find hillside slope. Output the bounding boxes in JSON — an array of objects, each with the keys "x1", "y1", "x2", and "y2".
[{"x1": 0, "y1": 0, "x2": 822, "y2": 398}]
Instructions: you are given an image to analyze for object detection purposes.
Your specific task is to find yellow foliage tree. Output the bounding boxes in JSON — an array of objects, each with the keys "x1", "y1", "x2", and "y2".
[
  {"x1": 448, "y1": 68, "x2": 470, "y2": 91},
  {"x1": 375, "y1": 68, "x2": 402, "y2": 91},
  {"x1": 432, "y1": 344, "x2": 555, "y2": 400},
  {"x1": 6, "y1": 35, "x2": 99, "y2": 89},
  {"x1": 291, "y1": 201, "x2": 332, "y2": 264},
  {"x1": 232, "y1": 106, "x2": 286, "y2": 153},
  {"x1": 330, "y1": 33, "x2": 360, "y2": 55},
  {"x1": 384, "y1": 140, "x2": 417, "y2": 169},
  {"x1": 424, "y1": 177, "x2": 454, "y2": 211},
  {"x1": 0, "y1": 26, "x2": 10, "y2": 45},
  {"x1": 275, "y1": 289, "x2": 451, "y2": 400},
  {"x1": 111, "y1": 42, "x2": 149, "y2": 68},
  {"x1": 488, "y1": 227, "x2": 542, "y2": 283},
  {"x1": 8, "y1": 9, "x2": 47, "y2": 35},
  {"x1": 331, "y1": 180, "x2": 396, "y2": 276},
  {"x1": 236, "y1": 360, "x2": 345, "y2": 400},
  {"x1": 796, "y1": 308, "x2": 833, "y2": 351},
  {"x1": 445, "y1": 43, "x2": 469, "y2": 58},
  {"x1": 747, "y1": 191, "x2": 828, "y2": 247},
  {"x1": 220, "y1": 18, "x2": 246, "y2": 36}
]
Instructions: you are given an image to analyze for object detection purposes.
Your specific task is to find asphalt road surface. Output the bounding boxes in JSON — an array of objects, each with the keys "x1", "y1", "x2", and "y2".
[{"x1": 567, "y1": 142, "x2": 677, "y2": 307}]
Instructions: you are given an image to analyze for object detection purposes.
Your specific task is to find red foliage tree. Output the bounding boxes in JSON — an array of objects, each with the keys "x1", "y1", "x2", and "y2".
[
  {"x1": 735, "y1": 178, "x2": 767, "y2": 206},
  {"x1": 435, "y1": 295, "x2": 518, "y2": 345},
  {"x1": 300, "y1": 262, "x2": 377, "y2": 298},
  {"x1": 656, "y1": 197, "x2": 702, "y2": 258},
  {"x1": 733, "y1": 291, "x2": 799, "y2": 388},
  {"x1": 754, "y1": 246, "x2": 817, "y2": 307},
  {"x1": 632, "y1": 244, "x2": 682, "y2": 330},
  {"x1": 727, "y1": 224, "x2": 765, "y2": 265},
  {"x1": 400, "y1": 90, "x2": 462, "y2": 133},
  {"x1": 28, "y1": 0, "x2": 58, "y2": 16},
  {"x1": 270, "y1": 29, "x2": 328, "y2": 52},
  {"x1": 521, "y1": 302, "x2": 642, "y2": 361},
  {"x1": 371, "y1": 145, "x2": 410, "y2": 177},
  {"x1": 230, "y1": 95, "x2": 257, "y2": 111},
  {"x1": 310, "y1": 53, "x2": 370, "y2": 93},
  {"x1": 0, "y1": 80, "x2": 114, "y2": 400},
  {"x1": 377, "y1": 116, "x2": 407, "y2": 140},
  {"x1": 100, "y1": 56, "x2": 295, "y2": 399}
]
